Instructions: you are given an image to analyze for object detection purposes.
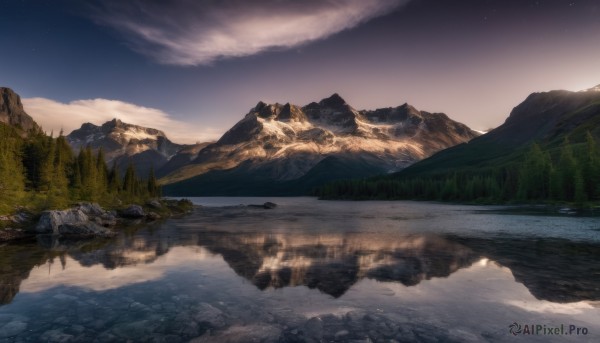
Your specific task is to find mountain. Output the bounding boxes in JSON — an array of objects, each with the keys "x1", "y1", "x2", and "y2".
[
  {"x1": 156, "y1": 141, "x2": 214, "y2": 178},
  {"x1": 161, "y1": 94, "x2": 478, "y2": 195},
  {"x1": 314, "y1": 85, "x2": 600, "y2": 202},
  {"x1": 0, "y1": 87, "x2": 40, "y2": 134},
  {"x1": 67, "y1": 119, "x2": 187, "y2": 177},
  {"x1": 398, "y1": 86, "x2": 600, "y2": 177}
]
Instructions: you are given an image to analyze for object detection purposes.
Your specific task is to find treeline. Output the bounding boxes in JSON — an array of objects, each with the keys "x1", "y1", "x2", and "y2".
[
  {"x1": 0, "y1": 124, "x2": 159, "y2": 214},
  {"x1": 313, "y1": 133, "x2": 600, "y2": 205}
]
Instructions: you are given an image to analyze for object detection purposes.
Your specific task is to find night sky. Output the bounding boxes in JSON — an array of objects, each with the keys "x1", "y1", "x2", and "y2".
[{"x1": 1, "y1": 0, "x2": 599, "y2": 143}]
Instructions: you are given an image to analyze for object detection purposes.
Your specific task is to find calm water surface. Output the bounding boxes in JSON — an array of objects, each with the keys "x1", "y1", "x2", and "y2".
[{"x1": 0, "y1": 198, "x2": 599, "y2": 342}]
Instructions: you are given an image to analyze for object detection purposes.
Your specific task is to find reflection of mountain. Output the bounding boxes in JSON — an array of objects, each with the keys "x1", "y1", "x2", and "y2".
[
  {"x1": 456, "y1": 236, "x2": 600, "y2": 303},
  {"x1": 2, "y1": 221, "x2": 600, "y2": 306},
  {"x1": 197, "y1": 232, "x2": 479, "y2": 297}
]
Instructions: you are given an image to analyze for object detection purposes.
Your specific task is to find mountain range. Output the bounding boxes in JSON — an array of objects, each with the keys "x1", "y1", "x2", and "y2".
[
  {"x1": 312, "y1": 85, "x2": 600, "y2": 202},
  {"x1": 66, "y1": 119, "x2": 189, "y2": 177},
  {"x1": 397, "y1": 85, "x2": 600, "y2": 178},
  {"x1": 160, "y1": 94, "x2": 478, "y2": 195},
  {"x1": 9, "y1": 84, "x2": 598, "y2": 199}
]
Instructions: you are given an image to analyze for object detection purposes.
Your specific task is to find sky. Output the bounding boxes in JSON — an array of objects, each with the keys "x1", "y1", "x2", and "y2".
[{"x1": 1, "y1": 0, "x2": 599, "y2": 144}]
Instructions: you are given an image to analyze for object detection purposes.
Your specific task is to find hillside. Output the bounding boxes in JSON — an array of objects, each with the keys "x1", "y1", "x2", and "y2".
[{"x1": 315, "y1": 86, "x2": 600, "y2": 203}]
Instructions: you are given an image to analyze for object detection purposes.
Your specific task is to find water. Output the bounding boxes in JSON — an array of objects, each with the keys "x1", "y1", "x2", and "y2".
[{"x1": 0, "y1": 198, "x2": 598, "y2": 342}]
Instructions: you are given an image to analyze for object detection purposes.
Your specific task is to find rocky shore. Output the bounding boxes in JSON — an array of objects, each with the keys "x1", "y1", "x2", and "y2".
[{"x1": 0, "y1": 199, "x2": 193, "y2": 242}]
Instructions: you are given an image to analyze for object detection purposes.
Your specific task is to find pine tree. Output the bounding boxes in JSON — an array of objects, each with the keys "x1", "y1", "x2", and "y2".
[
  {"x1": 517, "y1": 143, "x2": 551, "y2": 200},
  {"x1": 0, "y1": 124, "x2": 26, "y2": 213},
  {"x1": 122, "y1": 163, "x2": 137, "y2": 196},
  {"x1": 556, "y1": 137, "x2": 577, "y2": 201},
  {"x1": 108, "y1": 161, "x2": 121, "y2": 193},
  {"x1": 582, "y1": 132, "x2": 600, "y2": 200},
  {"x1": 147, "y1": 166, "x2": 159, "y2": 197}
]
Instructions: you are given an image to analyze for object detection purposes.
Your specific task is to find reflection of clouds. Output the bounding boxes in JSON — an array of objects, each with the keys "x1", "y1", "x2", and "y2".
[
  {"x1": 20, "y1": 247, "x2": 215, "y2": 293},
  {"x1": 504, "y1": 300, "x2": 595, "y2": 315},
  {"x1": 347, "y1": 260, "x2": 600, "y2": 331}
]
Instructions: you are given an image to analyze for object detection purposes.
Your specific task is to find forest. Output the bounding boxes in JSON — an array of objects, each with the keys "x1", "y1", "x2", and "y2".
[
  {"x1": 313, "y1": 133, "x2": 600, "y2": 205},
  {"x1": 0, "y1": 123, "x2": 159, "y2": 215}
]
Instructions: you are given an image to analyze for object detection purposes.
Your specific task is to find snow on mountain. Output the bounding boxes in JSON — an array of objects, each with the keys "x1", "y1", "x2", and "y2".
[
  {"x1": 161, "y1": 94, "x2": 479, "y2": 191},
  {"x1": 67, "y1": 118, "x2": 186, "y2": 176}
]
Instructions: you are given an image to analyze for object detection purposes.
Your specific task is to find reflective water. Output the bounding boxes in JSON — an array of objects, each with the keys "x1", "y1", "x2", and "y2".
[{"x1": 0, "y1": 198, "x2": 599, "y2": 342}]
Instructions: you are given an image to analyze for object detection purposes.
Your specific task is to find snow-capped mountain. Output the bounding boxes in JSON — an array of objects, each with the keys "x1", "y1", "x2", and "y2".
[
  {"x1": 162, "y1": 94, "x2": 479, "y2": 195},
  {"x1": 67, "y1": 119, "x2": 186, "y2": 177}
]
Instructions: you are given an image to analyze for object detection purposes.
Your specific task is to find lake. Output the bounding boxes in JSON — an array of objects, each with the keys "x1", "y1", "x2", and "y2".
[{"x1": 0, "y1": 197, "x2": 598, "y2": 342}]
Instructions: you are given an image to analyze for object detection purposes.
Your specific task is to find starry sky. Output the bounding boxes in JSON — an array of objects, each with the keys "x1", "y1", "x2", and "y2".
[{"x1": 1, "y1": 0, "x2": 599, "y2": 143}]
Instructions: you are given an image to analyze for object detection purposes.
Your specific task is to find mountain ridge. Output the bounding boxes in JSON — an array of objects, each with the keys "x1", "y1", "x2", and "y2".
[
  {"x1": 0, "y1": 87, "x2": 41, "y2": 134},
  {"x1": 161, "y1": 94, "x2": 479, "y2": 195},
  {"x1": 66, "y1": 118, "x2": 188, "y2": 177}
]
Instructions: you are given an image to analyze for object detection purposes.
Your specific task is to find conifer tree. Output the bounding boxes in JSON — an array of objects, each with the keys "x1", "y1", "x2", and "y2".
[{"x1": 147, "y1": 166, "x2": 159, "y2": 197}]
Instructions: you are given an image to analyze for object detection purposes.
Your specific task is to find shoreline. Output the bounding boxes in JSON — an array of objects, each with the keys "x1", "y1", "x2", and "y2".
[{"x1": 0, "y1": 199, "x2": 194, "y2": 243}]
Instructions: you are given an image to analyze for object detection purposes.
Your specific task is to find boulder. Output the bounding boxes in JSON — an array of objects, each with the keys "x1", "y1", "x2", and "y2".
[
  {"x1": 73, "y1": 203, "x2": 117, "y2": 227},
  {"x1": 263, "y1": 202, "x2": 277, "y2": 209},
  {"x1": 75, "y1": 203, "x2": 105, "y2": 217},
  {"x1": 247, "y1": 202, "x2": 278, "y2": 209},
  {"x1": 94, "y1": 213, "x2": 117, "y2": 227},
  {"x1": 120, "y1": 205, "x2": 145, "y2": 218},
  {"x1": 36, "y1": 210, "x2": 89, "y2": 234},
  {"x1": 147, "y1": 200, "x2": 162, "y2": 209},
  {"x1": 146, "y1": 212, "x2": 161, "y2": 221}
]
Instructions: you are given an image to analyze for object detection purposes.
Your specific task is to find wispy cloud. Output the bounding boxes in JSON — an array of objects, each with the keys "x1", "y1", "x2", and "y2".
[
  {"x1": 22, "y1": 97, "x2": 219, "y2": 144},
  {"x1": 92, "y1": 0, "x2": 408, "y2": 66}
]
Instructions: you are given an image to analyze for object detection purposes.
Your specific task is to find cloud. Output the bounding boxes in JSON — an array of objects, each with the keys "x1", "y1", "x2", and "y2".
[
  {"x1": 92, "y1": 0, "x2": 408, "y2": 66},
  {"x1": 22, "y1": 97, "x2": 219, "y2": 144}
]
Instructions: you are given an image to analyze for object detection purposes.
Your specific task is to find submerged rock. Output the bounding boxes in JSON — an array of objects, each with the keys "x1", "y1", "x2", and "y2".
[
  {"x1": 263, "y1": 202, "x2": 277, "y2": 209},
  {"x1": 120, "y1": 205, "x2": 145, "y2": 218},
  {"x1": 146, "y1": 212, "x2": 161, "y2": 221},
  {"x1": 57, "y1": 222, "x2": 114, "y2": 237},
  {"x1": 247, "y1": 202, "x2": 278, "y2": 209}
]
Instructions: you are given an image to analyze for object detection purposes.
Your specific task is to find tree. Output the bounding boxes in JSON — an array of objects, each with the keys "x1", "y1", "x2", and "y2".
[
  {"x1": 0, "y1": 124, "x2": 26, "y2": 213},
  {"x1": 517, "y1": 143, "x2": 551, "y2": 200},
  {"x1": 556, "y1": 137, "x2": 577, "y2": 201},
  {"x1": 582, "y1": 132, "x2": 600, "y2": 200},
  {"x1": 147, "y1": 166, "x2": 159, "y2": 197},
  {"x1": 108, "y1": 161, "x2": 121, "y2": 193},
  {"x1": 122, "y1": 163, "x2": 137, "y2": 196}
]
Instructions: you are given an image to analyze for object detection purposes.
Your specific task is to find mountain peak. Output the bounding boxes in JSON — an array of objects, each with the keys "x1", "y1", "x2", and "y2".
[
  {"x1": 0, "y1": 87, "x2": 40, "y2": 133},
  {"x1": 584, "y1": 84, "x2": 600, "y2": 92},
  {"x1": 319, "y1": 93, "x2": 348, "y2": 108}
]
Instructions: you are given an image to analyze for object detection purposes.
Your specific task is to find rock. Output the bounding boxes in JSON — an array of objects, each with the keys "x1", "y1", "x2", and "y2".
[
  {"x1": 40, "y1": 329, "x2": 74, "y2": 343},
  {"x1": 146, "y1": 212, "x2": 161, "y2": 221},
  {"x1": 0, "y1": 87, "x2": 40, "y2": 133},
  {"x1": 57, "y1": 222, "x2": 113, "y2": 237},
  {"x1": 192, "y1": 303, "x2": 226, "y2": 328},
  {"x1": 0, "y1": 321, "x2": 27, "y2": 338},
  {"x1": 36, "y1": 209, "x2": 89, "y2": 234},
  {"x1": 120, "y1": 205, "x2": 145, "y2": 218},
  {"x1": 247, "y1": 202, "x2": 278, "y2": 209},
  {"x1": 11, "y1": 211, "x2": 31, "y2": 223},
  {"x1": 95, "y1": 213, "x2": 117, "y2": 227},
  {"x1": 263, "y1": 202, "x2": 277, "y2": 209},
  {"x1": 147, "y1": 200, "x2": 162, "y2": 209},
  {"x1": 75, "y1": 202, "x2": 105, "y2": 217},
  {"x1": 74, "y1": 203, "x2": 117, "y2": 227},
  {"x1": 303, "y1": 317, "x2": 324, "y2": 340}
]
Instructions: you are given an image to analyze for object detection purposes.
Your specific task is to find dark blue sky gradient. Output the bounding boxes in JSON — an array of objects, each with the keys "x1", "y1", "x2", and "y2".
[{"x1": 1, "y1": 0, "x2": 599, "y2": 141}]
